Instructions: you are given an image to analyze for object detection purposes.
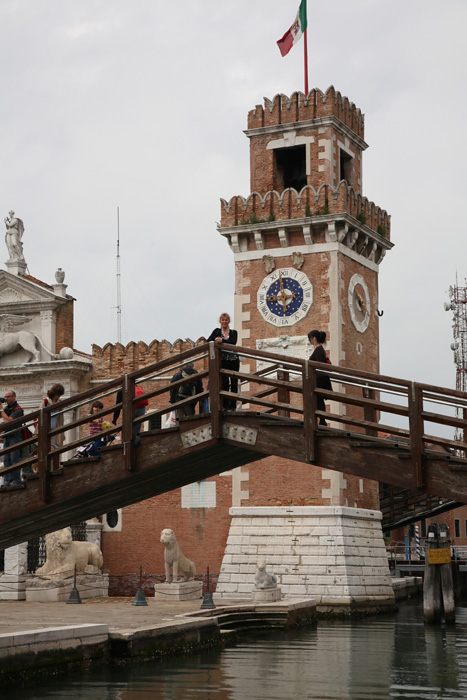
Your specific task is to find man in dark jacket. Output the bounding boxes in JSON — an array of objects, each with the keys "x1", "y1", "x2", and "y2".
[{"x1": 170, "y1": 363, "x2": 203, "y2": 419}]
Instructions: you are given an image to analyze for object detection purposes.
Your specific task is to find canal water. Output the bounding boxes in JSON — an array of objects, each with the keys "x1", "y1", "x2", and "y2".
[{"x1": 8, "y1": 599, "x2": 467, "y2": 700}]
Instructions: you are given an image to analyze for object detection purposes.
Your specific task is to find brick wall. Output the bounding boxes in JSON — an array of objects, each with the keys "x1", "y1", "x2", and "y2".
[{"x1": 55, "y1": 299, "x2": 74, "y2": 352}]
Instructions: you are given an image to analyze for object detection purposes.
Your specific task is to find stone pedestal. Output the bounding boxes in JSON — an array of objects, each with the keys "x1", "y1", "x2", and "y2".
[
  {"x1": 252, "y1": 587, "x2": 282, "y2": 602},
  {"x1": 5, "y1": 259, "x2": 27, "y2": 276},
  {"x1": 25, "y1": 574, "x2": 109, "y2": 603},
  {"x1": 154, "y1": 581, "x2": 203, "y2": 601},
  {"x1": 0, "y1": 543, "x2": 29, "y2": 600},
  {"x1": 216, "y1": 506, "x2": 395, "y2": 610}
]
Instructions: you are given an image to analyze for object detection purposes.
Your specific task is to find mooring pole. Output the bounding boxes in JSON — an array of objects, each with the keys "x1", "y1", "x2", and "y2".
[
  {"x1": 439, "y1": 524, "x2": 455, "y2": 623},
  {"x1": 423, "y1": 523, "x2": 455, "y2": 623}
]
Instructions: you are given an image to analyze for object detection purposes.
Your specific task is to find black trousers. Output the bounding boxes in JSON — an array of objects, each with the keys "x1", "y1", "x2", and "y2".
[{"x1": 222, "y1": 360, "x2": 239, "y2": 409}]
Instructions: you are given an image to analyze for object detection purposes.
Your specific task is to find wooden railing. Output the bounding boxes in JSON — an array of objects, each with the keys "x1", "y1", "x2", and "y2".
[{"x1": 0, "y1": 341, "x2": 466, "y2": 501}]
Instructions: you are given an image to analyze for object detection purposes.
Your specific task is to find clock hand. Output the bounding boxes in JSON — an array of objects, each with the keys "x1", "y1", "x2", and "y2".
[
  {"x1": 356, "y1": 291, "x2": 366, "y2": 311},
  {"x1": 277, "y1": 273, "x2": 289, "y2": 314}
]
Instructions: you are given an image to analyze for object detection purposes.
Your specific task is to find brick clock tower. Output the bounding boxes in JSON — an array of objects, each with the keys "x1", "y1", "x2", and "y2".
[{"x1": 215, "y1": 88, "x2": 396, "y2": 608}]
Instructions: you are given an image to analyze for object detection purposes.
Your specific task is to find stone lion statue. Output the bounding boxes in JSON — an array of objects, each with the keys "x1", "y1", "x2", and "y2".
[
  {"x1": 160, "y1": 528, "x2": 195, "y2": 582},
  {"x1": 255, "y1": 561, "x2": 277, "y2": 589},
  {"x1": 35, "y1": 527, "x2": 103, "y2": 578}
]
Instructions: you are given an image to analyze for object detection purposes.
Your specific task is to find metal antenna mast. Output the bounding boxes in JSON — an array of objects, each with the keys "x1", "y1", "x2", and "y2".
[{"x1": 116, "y1": 207, "x2": 122, "y2": 344}]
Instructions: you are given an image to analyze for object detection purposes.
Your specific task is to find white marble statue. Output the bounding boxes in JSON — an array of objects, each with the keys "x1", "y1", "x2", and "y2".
[
  {"x1": 0, "y1": 314, "x2": 58, "y2": 363},
  {"x1": 4, "y1": 211, "x2": 25, "y2": 262},
  {"x1": 255, "y1": 561, "x2": 277, "y2": 589},
  {"x1": 35, "y1": 527, "x2": 103, "y2": 578},
  {"x1": 160, "y1": 528, "x2": 196, "y2": 582}
]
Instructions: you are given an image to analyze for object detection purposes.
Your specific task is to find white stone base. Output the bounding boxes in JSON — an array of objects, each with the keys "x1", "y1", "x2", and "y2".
[
  {"x1": 154, "y1": 581, "x2": 203, "y2": 601},
  {"x1": 0, "y1": 574, "x2": 28, "y2": 600},
  {"x1": 252, "y1": 587, "x2": 282, "y2": 602},
  {"x1": 216, "y1": 506, "x2": 395, "y2": 607},
  {"x1": 25, "y1": 574, "x2": 109, "y2": 603}
]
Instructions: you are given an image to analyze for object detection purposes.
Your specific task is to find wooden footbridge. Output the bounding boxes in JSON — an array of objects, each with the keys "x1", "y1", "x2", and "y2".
[{"x1": 1, "y1": 342, "x2": 466, "y2": 550}]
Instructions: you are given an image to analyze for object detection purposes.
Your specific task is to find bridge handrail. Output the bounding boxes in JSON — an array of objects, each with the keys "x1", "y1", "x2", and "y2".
[{"x1": 1, "y1": 341, "x2": 467, "y2": 494}]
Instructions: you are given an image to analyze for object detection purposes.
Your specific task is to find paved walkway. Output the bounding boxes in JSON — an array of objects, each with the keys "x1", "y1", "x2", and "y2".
[{"x1": 0, "y1": 597, "x2": 236, "y2": 635}]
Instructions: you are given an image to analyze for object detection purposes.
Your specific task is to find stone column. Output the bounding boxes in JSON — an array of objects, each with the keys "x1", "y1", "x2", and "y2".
[
  {"x1": 86, "y1": 519, "x2": 103, "y2": 549},
  {"x1": 40, "y1": 309, "x2": 56, "y2": 360},
  {"x1": 0, "y1": 543, "x2": 28, "y2": 600}
]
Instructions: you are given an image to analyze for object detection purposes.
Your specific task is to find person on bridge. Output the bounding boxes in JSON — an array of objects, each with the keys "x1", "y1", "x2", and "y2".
[
  {"x1": 112, "y1": 385, "x2": 148, "y2": 444},
  {"x1": 207, "y1": 313, "x2": 239, "y2": 410},
  {"x1": 169, "y1": 363, "x2": 203, "y2": 420},
  {"x1": 1, "y1": 390, "x2": 24, "y2": 485},
  {"x1": 88, "y1": 400, "x2": 104, "y2": 436},
  {"x1": 308, "y1": 330, "x2": 333, "y2": 426},
  {"x1": 39, "y1": 383, "x2": 65, "y2": 449}
]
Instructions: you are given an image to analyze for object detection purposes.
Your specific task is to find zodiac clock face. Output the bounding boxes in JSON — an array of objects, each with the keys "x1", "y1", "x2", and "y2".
[
  {"x1": 257, "y1": 268, "x2": 313, "y2": 327},
  {"x1": 348, "y1": 273, "x2": 371, "y2": 333}
]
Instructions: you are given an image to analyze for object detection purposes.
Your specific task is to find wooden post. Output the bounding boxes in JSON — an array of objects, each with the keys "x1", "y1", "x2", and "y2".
[
  {"x1": 409, "y1": 383, "x2": 425, "y2": 488},
  {"x1": 424, "y1": 523, "x2": 455, "y2": 623},
  {"x1": 309, "y1": 363, "x2": 319, "y2": 430},
  {"x1": 121, "y1": 375, "x2": 135, "y2": 472},
  {"x1": 302, "y1": 361, "x2": 315, "y2": 463},
  {"x1": 208, "y1": 342, "x2": 221, "y2": 439},
  {"x1": 37, "y1": 407, "x2": 51, "y2": 503},
  {"x1": 439, "y1": 524, "x2": 455, "y2": 623},
  {"x1": 277, "y1": 369, "x2": 290, "y2": 417},
  {"x1": 363, "y1": 386, "x2": 377, "y2": 436}
]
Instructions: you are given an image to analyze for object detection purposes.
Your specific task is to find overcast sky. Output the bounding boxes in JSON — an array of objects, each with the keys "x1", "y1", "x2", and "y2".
[{"x1": 0, "y1": 0, "x2": 466, "y2": 393}]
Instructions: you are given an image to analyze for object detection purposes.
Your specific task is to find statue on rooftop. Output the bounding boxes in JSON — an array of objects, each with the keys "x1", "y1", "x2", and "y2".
[{"x1": 4, "y1": 211, "x2": 25, "y2": 262}]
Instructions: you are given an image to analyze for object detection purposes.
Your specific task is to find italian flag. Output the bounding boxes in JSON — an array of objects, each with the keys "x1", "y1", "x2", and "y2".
[{"x1": 277, "y1": 0, "x2": 308, "y2": 57}]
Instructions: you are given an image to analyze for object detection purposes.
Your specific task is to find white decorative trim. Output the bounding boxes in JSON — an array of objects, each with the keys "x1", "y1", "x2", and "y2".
[
  {"x1": 102, "y1": 509, "x2": 122, "y2": 532},
  {"x1": 181, "y1": 482, "x2": 216, "y2": 509},
  {"x1": 181, "y1": 425, "x2": 213, "y2": 448},
  {"x1": 348, "y1": 273, "x2": 371, "y2": 333},
  {"x1": 245, "y1": 116, "x2": 369, "y2": 152},
  {"x1": 222, "y1": 423, "x2": 257, "y2": 445},
  {"x1": 234, "y1": 242, "x2": 379, "y2": 272},
  {"x1": 181, "y1": 422, "x2": 257, "y2": 449},
  {"x1": 234, "y1": 293, "x2": 251, "y2": 347}
]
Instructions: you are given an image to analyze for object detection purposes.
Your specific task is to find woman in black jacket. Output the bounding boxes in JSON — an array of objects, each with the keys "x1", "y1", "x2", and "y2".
[
  {"x1": 308, "y1": 329, "x2": 332, "y2": 426},
  {"x1": 207, "y1": 313, "x2": 239, "y2": 410}
]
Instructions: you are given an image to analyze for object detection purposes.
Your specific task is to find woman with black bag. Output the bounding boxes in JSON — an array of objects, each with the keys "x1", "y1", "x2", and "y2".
[
  {"x1": 207, "y1": 313, "x2": 239, "y2": 410},
  {"x1": 308, "y1": 330, "x2": 332, "y2": 426}
]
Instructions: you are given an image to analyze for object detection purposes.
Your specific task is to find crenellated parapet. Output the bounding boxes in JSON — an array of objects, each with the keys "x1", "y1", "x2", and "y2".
[
  {"x1": 247, "y1": 86, "x2": 365, "y2": 139},
  {"x1": 220, "y1": 182, "x2": 390, "y2": 238},
  {"x1": 91, "y1": 337, "x2": 207, "y2": 378}
]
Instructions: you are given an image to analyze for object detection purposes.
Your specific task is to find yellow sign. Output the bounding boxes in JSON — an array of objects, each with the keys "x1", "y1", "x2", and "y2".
[{"x1": 427, "y1": 548, "x2": 451, "y2": 565}]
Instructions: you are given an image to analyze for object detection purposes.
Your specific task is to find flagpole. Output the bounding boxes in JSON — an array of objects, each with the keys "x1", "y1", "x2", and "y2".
[{"x1": 303, "y1": 28, "x2": 309, "y2": 95}]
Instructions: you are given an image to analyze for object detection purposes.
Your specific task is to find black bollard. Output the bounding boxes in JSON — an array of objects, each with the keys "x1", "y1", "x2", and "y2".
[
  {"x1": 132, "y1": 565, "x2": 148, "y2": 606},
  {"x1": 200, "y1": 566, "x2": 216, "y2": 610},
  {"x1": 67, "y1": 565, "x2": 82, "y2": 605}
]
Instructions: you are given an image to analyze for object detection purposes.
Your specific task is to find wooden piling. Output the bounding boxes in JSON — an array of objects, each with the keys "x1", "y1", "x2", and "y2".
[{"x1": 423, "y1": 523, "x2": 455, "y2": 624}]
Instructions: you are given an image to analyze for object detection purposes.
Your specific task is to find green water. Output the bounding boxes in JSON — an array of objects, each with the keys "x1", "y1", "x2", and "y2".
[{"x1": 8, "y1": 600, "x2": 467, "y2": 699}]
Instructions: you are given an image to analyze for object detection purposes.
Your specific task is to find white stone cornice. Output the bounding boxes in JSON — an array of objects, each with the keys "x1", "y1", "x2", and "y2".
[
  {"x1": 0, "y1": 299, "x2": 67, "y2": 314},
  {"x1": 0, "y1": 358, "x2": 92, "y2": 382},
  {"x1": 232, "y1": 242, "x2": 380, "y2": 273},
  {"x1": 244, "y1": 116, "x2": 368, "y2": 152},
  {"x1": 220, "y1": 213, "x2": 393, "y2": 269}
]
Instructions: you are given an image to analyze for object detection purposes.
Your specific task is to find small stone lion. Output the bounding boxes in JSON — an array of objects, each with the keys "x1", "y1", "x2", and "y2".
[
  {"x1": 255, "y1": 561, "x2": 277, "y2": 589},
  {"x1": 36, "y1": 527, "x2": 103, "y2": 578},
  {"x1": 160, "y1": 528, "x2": 195, "y2": 582}
]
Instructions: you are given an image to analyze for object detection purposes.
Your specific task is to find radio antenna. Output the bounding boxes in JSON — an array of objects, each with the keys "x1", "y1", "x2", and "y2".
[{"x1": 116, "y1": 206, "x2": 122, "y2": 344}]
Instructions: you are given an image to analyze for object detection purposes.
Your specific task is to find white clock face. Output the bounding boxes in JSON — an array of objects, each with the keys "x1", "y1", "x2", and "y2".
[
  {"x1": 348, "y1": 274, "x2": 371, "y2": 333},
  {"x1": 257, "y1": 268, "x2": 313, "y2": 327}
]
